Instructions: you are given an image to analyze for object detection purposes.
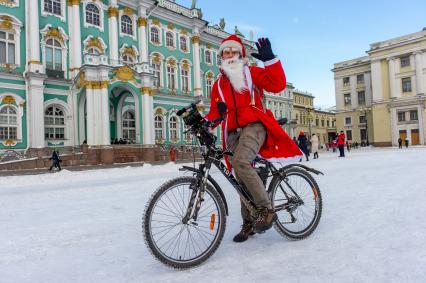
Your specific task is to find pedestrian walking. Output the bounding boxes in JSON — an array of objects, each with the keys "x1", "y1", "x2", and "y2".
[
  {"x1": 398, "y1": 138, "x2": 402, "y2": 149},
  {"x1": 337, "y1": 131, "x2": 345, "y2": 157},
  {"x1": 405, "y1": 139, "x2": 409, "y2": 148},
  {"x1": 49, "y1": 149, "x2": 61, "y2": 171},
  {"x1": 297, "y1": 131, "x2": 309, "y2": 162},
  {"x1": 310, "y1": 134, "x2": 319, "y2": 159}
]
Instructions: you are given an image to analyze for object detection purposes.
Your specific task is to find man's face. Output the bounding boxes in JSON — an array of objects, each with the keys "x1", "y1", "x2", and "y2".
[{"x1": 221, "y1": 47, "x2": 240, "y2": 60}]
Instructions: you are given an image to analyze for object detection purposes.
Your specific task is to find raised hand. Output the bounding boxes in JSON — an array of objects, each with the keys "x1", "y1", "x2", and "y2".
[{"x1": 251, "y1": 38, "x2": 275, "y2": 62}]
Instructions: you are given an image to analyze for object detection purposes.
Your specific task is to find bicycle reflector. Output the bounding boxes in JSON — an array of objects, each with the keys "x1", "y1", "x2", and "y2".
[{"x1": 210, "y1": 214, "x2": 216, "y2": 230}]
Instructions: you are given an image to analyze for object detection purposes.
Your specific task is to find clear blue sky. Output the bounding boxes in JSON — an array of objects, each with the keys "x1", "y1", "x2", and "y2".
[{"x1": 178, "y1": 0, "x2": 426, "y2": 108}]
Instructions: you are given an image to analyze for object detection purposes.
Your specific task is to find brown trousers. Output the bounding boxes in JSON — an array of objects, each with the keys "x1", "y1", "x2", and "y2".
[{"x1": 226, "y1": 122, "x2": 271, "y2": 221}]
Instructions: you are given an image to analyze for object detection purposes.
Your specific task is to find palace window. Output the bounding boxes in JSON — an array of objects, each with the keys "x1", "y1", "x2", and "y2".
[
  {"x1": 166, "y1": 32, "x2": 174, "y2": 48},
  {"x1": 121, "y1": 15, "x2": 133, "y2": 35},
  {"x1": 402, "y1": 77, "x2": 412, "y2": 92},
  {"x1": 205, "y1": 50, "x2": 212, "y2": 64},
  {"x1": 85, "y1": 3, "x2": 100, "y2": 26},
  {"x1": 154, "y1": 115, "x2": 164, "y2": 141},
  {"x1": 183, "y1": 123, "x2": 191, "y2": 142},
  {"x1": 357, "y1": 91, "x2": 365, "y2": 105},
  {"x1": 321, "y1": 119, "x2": 325, "y2": 127},
  {"x1": 0, "y1": 31, "x2": 16, "y2": 64},
  {"x1": 206, "y1": 76, "x2": 213, "y2": 98},
  {"x1": 44, "y1": 106, "x2": 65, "y2": 140},
  {"x1": 400, "y1": 56, "x2": 410, "y2": 68},
  {"x1": 343, "y1": 77, "x2": 350, "y2": 86},
  {"x1": 357, "y1": 74, "x2": 364, "y2": 84},
  {"x1": 179, "y1": 36, "x2": 187, "y2": 52},
  {"x1": 122, "y1": 110, "x2": 135, "y2": 142},
  {"x1": 167, "y1": 65, "x2": 176, "y2": 90},
  {"x1": 360, "y1": 129, "x2": 367, "y2": 141},
  {"x1": 45, "y1": 38, "x2": 62, "y2": 71},
  {"x1": 150, "y1": 27, "x2": 160, "y2": 44},
  {"x1": 346, "y1": 130, "x2": 352, "y2": 141},
  {"x1": 315, "y1": 117, "x2": 319, "y2": 126},
  {"x1": 44, "y1": 0, "x2": 61, "y2": 16},
  {"x1": 217, "y1": 54, "x2": 221, "y2": 65},
  {"x1": 87, "y1": 47, "x2": 101, "y2": 55},
  {"x1": 0, "y1": 106, "x2": 17, "y2": 140},
  {"x1": 359, "y1": 115, "x2": 366, "y2": 124},
  {"x1": 345, "y1": 117, "x2": 352, "y2": 125},
  {"x1": 397, "y1": 111, "x2": 405, "y2": 122},
  {"x1": 410, "y1": 110, "x2": 418, "y2": 121},
  {"x1": 344, "y1": 93, "x2": 351, "y2": 105},
  {"x1": 181, "y1": 67, "x2": 189, "y2": 93},
  {"x1": 169, "y1": 116, "x2": 179, "y2": 141},
  {"x1": 152, "y1": 61, "x2": 161, "y2": 88},
  {"x1": 327, "y1": 119, "x2": 330, "y2": 127}
]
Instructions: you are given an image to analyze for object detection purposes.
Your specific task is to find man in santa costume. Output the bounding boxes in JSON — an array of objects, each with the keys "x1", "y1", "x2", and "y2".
[{"x1": 205, "y1": 35, "x2": 302, "y2": 242}]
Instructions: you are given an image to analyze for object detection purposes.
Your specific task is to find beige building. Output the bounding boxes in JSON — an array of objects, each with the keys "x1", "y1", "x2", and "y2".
[
  {"x1": 292, "y1": 89, "x2": 336, "y2": 145},
  {"x1": 333, "y1": 29, "x2": 426, "y2": 146}
]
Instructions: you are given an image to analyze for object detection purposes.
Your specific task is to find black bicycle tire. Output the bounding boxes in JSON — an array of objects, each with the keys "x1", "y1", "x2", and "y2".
[
  {"x1": 268, "y1": 167, "x2": 322, "y2": 240},
  {"x1": 143, "y1": 176, "x2": 227, "y2": 269}
]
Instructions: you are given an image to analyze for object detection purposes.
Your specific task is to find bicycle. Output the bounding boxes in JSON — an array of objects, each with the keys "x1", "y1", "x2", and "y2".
[{"x1": 143, "y1": 99, "x2": 323, "y2": 269}]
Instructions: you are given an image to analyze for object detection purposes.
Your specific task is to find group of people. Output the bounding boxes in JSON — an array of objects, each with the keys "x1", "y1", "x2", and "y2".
[
  {"x1": 111, "y1": 138, "x2": 134, "y2": 145},
  {"x1": 294, "y1": 131, "x2": 320, "y2": 162},
  {"x1": 398, "y1": 137, "x2": 410, "y2": 149}
]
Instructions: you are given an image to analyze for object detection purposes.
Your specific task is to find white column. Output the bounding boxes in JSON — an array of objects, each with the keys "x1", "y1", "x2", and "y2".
[
  {"x1": 388, "y1": 57, "x2": 397, "y2": 98},
  {"x1": 137, "y1": 6, "x2": 148, "y2": 63},
  {"x1": 27, "y1": 0, "x2": 43, "y2": 73},
  {"x1": 418, "y1": 104, "x2": 425, "y2": 145},
  {"x1": 108, "y1": 3, "x2": 119, "y2": 65},
  {"x1": 99, "y1": 87, "x2": 111, "y2": 145},
  {"x1": 26, "y1": 75, "x2": 45, "y2": 148},
  {"x1": 390, "y1": 108, "x2": 398, "y2": 146},
  {"x1": 69, "y1": 1, "x2": 82, "y2": 78},
  {"x1": 414, "y1": 52, "x2": 424, "y2": 95},
  {"x1": 371, "y1": 60, "x2": 383, "y2": 102},
  {"x1": 192, "y1": 35, "x2": 202, "y2": 96},
  {"x1": 142, "y1": 88, "x2": 155, "y2": 144}
]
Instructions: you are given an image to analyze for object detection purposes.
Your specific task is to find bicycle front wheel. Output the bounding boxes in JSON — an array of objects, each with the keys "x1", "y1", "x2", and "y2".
[
  {"x1": 268, "y1": 167, "x2": 322, "y2": 240},
  {"x1": 143, "y1": 176, "x2": 227, "y2": 269}
]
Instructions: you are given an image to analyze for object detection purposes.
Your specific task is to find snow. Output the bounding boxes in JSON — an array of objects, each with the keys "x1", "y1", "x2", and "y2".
[{"x1": 0, "y1": 147, "x2": 425, "y2": 283}]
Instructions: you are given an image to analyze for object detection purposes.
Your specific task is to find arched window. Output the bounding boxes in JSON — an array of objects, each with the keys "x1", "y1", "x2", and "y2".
[
  {"x1": 150, "y1": 27, "x2": 159, "y2": 44},
  {"x1": 154, "y1": 115, "x2": 164, "y2": 141},
  {"x1": 169, "y1": 116, "x2": 179, "y2": 141},
  {"x1": 85, "y1": 3, "x2": 100, "y2": 26},
  {"x1": 122, "y1": 55, "x2": 135, "y2": 65},
  {"x1": 0, "y1": 106, "x2": 17, "y2": 140},
  {"x1": 151, "y1": 59, "x2": 161, "y2": 88},
  {"x1": 45, "y1": 38, "x2": 62, "y2": 71},
  {"x1": 44, "y1": 0, "x2": 62, "y2": 16},
  {"x1": 205, "y1": 50, "x2": 212, "y2": 64},
  {"x1": 206, "y1": 76, "x2": 213, "y2": 98},
  {"x1": 181, "y1": 61, "x2": 190, "y2": 93},
  {"x1": 87, "y1": 47, "x2": 101, "y2": 55},
  {"x1": 167, "y1": 64, "x2": 176, "y2": 90},
  {"x1": 166, "y1": 32, "x2": 174, "y2": 48},
  {"x1": 44, "y1": 106, "x2": 65, "y2": 140},
  {"x1": 122, "y1": 110, "x2": 135, "y2": 142},
  {"x1": 121, "y1": 15, "x2": 133, "y2": 35},
  {"x1": 179, "y1": 36, "x2": 187, "y2": 52},
  {"x1": 216, "y1": 54, "x2": 221, "y2": 66},
  {"x1": 0, "y1": 30, "x2": 16, "y2": 64}
]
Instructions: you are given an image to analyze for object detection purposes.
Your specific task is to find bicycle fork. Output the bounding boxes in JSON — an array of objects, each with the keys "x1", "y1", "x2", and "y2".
[{"x1": 182, "y1": 164, "x2": 210, "y2": 224}]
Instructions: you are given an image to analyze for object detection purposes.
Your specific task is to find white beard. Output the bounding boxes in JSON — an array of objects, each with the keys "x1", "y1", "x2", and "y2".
[{"x1": 221, "y1": 56, "x2": 248, "y2": 93}]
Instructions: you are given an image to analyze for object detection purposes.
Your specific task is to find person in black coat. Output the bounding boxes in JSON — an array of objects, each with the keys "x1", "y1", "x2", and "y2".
[
  {"x1": 49, "y1": 149, "x2": 61, "y2": 171},
  {"x1": 297, "y1": 131, "x2": 309, "y2": 162}
]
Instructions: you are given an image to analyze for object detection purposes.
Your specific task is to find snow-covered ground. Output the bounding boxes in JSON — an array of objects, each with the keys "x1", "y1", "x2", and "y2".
[{"x1": 1, "y1": 147, "x2": 425, "y2": 283}]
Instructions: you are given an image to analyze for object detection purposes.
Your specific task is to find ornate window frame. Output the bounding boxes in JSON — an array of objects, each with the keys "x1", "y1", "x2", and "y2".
[
  {"x1": 82, "y1": 35, "x2": 107, "y2": 55},
  {"x1": 41, "y1": 0, "x2": 66, "y2": 22},
  {"x1": 165, "y1": 56, "x2": 178, "y2": 92},
  {"x1": 0, "y1": 93, "x2": 24, "y2": 142},
  {"x1": 165, "y1": 31, "x2": 176, "y2": 50},
  {"x1": 204, "y1": 48, "x2": 213, "y2": 66},
  {"x1": 0, "y1": 0, "x2": 19, "y2": 8},
  {"x1": 179, "y1": 34, "x2": 189, "y2": 53},
  {"x1": 168, "y1": 113, "x2": 180, "y2": 143},
  {"x1": 205, "y1": 71, "x2": 214, "y2": 98},
  {"x1": 149, "y1": 24, "x2": 162, "y2": 46},
  {"x1": 83, "y1": 0, "x2": 106, "y2": 32},
  {"x1": 118, "y1": 10, "x2": 137, "y2": 40},
  {"x1": 179, "y1": 59, "x2": 192, "y2": 94},
  {"x1": 119, "y1": 44, "x2": 139, "y2": 65},
  {"x1": 0, "y1": 14, "x2": 23, "y2": 68},
  {"x1": 40, "y1": 25, "x2": 69, "y2": 78}
]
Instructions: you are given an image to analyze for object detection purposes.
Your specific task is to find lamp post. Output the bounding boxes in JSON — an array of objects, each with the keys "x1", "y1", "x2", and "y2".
[
  {"x1": 305, "y1": 106, "x2": 313, "y2": 138},
  {"x1": 359, "y1": 107, "x2": 371, "y2": 146}
]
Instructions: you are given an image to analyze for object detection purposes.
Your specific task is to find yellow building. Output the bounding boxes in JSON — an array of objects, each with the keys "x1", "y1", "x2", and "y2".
[
  {"x1": 292, "y1": 90, "x2": 336, "y2": 145},
  {"x1": 333, "y1": 29, "x2": 426, "y2": 146}
]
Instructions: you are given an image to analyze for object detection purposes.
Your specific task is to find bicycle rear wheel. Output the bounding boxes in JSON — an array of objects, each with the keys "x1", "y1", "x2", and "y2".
[
  {"x1": 143, "y1": 176, "x2": 226, "y2": 269},
  {"x1": 268, "y1": 167, "x2": 322, "y2": 240}
]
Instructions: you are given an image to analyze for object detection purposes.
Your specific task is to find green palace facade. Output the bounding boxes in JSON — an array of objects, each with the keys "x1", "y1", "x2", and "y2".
[{"x1": 0, "y1": 0, "x2": 262, "y2": 151}]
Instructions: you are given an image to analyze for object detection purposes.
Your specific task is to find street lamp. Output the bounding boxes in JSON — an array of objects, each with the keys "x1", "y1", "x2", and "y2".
[{"x1": 305, "y1": 106, "x2": 314, "y2": 138}]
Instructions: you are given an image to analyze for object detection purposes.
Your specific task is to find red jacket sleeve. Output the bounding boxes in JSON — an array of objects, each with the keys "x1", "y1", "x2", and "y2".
[
  {"x1": 250, "y1": 58, "x2": 286, "y2": 93},
  {"x1": 204, "y1": 80, "x2": 221, "y2": 128}
]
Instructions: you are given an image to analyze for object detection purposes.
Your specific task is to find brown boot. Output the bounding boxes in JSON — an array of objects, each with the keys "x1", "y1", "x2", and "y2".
[
  {"x1": 252, "y1": 208, "x2": 277, "y2": 233},
  {"x1": 233, "y1": 219, "x2": 256, "y2": 243}
]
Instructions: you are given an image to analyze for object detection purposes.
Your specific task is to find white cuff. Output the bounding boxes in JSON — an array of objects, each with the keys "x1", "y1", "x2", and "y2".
[{"x1": 264, "y1": 57, "x2": 279, "y2": 66}]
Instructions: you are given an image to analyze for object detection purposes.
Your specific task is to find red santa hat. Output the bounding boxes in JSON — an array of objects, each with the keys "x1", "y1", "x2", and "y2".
[{"x1": 219, "y1": 34, "x2": 246, "y2": 58}]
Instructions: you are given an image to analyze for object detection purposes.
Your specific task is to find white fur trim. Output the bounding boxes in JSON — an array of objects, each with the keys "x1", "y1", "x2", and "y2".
[
  {"x1": 244, "y1": 65, "x2": 254, "y2": 104},
  {"x1": 219, "y1": 40, "x2": 243, "y2": 55},
  {"x1": 264, "y1": 57, "x2": 279, "y2": 66}
]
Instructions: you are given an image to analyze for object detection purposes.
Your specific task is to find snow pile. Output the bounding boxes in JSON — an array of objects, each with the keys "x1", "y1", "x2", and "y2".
[{"x1": 0, "y1": 147, "x2": 425, "y2": 282}]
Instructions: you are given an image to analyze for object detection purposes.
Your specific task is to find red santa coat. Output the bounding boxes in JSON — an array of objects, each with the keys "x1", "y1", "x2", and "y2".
[{"x1": 205, "y1": 58, "x2": 302, "y2": 169}]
